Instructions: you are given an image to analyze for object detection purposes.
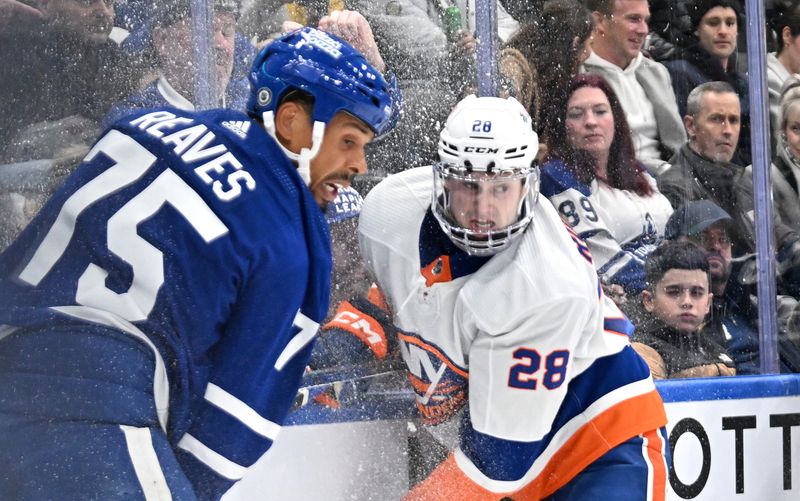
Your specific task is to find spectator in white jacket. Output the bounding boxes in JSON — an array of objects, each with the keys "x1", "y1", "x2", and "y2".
[{"x1": 582, "y1": 0, "x2": 686, "y2": 177}]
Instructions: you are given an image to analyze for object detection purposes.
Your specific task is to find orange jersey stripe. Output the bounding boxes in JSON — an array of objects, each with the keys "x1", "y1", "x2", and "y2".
[
  {"x1": 405, "y1": 389, "x2": 667, "y2": 500},
  {"x1": 518, "y1": 389, "x2": 667, "y2": 498},
  {"x1": 643, "y1": 429, "x2": 667, "y2": 501}
]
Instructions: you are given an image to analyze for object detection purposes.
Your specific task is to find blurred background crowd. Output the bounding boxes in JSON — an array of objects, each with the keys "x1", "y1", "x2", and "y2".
[{"x1": 2, "y1": 0, "x2": 800, "y2": 379}]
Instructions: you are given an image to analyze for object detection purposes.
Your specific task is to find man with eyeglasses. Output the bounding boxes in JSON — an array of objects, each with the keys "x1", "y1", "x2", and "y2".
[
  {"x1": 658, "y1": 81, "x2": 800, "y2": 298},
  {"x1": 663, "y1": 199, "x2": 800, "y2": 374}
]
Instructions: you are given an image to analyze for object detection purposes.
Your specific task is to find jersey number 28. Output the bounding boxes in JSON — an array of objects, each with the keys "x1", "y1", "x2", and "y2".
[{"x1": 508, "y1": 348, "x2": 570, "y2": 390}]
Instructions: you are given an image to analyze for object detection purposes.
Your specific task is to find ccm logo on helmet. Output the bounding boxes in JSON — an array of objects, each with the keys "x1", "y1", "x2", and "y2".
[{"x1": 463, "y1": 146, "x2": 499, "y2": 154}]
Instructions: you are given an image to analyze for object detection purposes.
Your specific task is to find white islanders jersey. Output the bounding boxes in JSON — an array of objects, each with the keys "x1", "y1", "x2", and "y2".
[{"x1": 359, "y1": 167, "x2": 667, "y2": 498}]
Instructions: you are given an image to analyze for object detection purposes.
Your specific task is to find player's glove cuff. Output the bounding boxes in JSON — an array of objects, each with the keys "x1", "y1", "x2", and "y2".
[{"x1": 308, "y1": 298, "x2": 397, "y2": 369}]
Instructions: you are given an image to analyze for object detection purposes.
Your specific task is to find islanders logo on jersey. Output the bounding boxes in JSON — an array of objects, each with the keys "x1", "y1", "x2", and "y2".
[{"x1": 397, "y1": 331, "x2": 468, "y2": 425}]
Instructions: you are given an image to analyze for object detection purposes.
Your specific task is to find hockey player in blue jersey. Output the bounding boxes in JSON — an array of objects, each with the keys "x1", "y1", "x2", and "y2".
[{"x1": 0, "y1": 27, "x2": 395, "y2": 500}]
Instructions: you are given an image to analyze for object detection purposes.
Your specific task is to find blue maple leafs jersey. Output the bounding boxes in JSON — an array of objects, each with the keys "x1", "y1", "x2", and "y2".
[{"x1": 0, "y1": 108, "x2": 331, "y2": 498}]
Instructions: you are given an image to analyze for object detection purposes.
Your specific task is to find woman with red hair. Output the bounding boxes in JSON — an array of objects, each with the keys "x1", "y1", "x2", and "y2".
[{"x1": 540, "y1": 74, "x2": 674, "y2": 298}]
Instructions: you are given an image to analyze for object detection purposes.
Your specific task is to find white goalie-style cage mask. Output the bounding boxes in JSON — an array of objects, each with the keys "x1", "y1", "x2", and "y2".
[{"x1": 433, "y1": 95, "x2": 540, "y2": 256}]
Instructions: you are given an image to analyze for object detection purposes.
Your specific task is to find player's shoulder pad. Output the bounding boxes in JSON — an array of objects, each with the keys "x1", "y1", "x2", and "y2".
[
  {"x1": 363, "y1": 166, "x2": 432, "y2": 214},
  {"x1": 539, "y1": 159, "x2": 591, "y2": 197},
  {"x1": 109, "y1": 107, "x2": 285, "y2": 165}
]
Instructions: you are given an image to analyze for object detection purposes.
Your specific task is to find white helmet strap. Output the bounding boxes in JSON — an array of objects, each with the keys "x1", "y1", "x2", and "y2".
[{"x1": 262, "y1": 110, "x2": 326, "y2": 186}]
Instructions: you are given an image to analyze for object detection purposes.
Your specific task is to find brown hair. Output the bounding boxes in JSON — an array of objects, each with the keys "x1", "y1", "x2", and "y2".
[
  {"x1": 505, "y1": 0, "x2": 593, "y2": 137},
  {"x1": 546, "y1": 73, "x2": 653, "y2": 196}
]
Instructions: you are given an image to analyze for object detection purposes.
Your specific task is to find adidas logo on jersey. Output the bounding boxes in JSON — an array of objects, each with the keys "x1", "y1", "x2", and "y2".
[{"x1": 221, "y1": 120, "x2": 251, "y2": 139}]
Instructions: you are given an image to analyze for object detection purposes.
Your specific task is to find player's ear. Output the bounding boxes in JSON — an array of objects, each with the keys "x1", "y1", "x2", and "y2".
[
  {"x1": 275, "y1": 101, "x2": 311, "y2": 153},
  {"x1": 641, "y1": 289, "x2": 655, "y2": 312}
]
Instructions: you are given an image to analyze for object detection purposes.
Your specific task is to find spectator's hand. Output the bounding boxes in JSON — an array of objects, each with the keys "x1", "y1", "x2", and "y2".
[
  {"x1": 319, "y1": 10, "x2": 386, "y2": 73},
  {"x1": 451, "y1": 30, "x2": 476, "y2": 57},
  {"x1": 252, "y1": 21, "x2": 304, "y2": 50},
  {"x1": 602, "y1": 283, "x2": 627, "y2": 306},
  {"x1": 0, "y1": 0, "x2": 44, "y2": 32},
  {"x1": 281, "y1": 20, "x2": 303, "y2": 33}
]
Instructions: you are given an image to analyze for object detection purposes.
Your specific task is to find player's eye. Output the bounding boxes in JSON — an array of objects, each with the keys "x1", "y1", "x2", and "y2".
[{"x1": 493, "y1": 184, "x2": 510, "y2": 195}]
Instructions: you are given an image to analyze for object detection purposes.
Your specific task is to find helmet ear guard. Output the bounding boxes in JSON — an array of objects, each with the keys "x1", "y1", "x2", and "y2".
[{"x1": 432, "y1": 96, "x2": 540, "y2": 256}]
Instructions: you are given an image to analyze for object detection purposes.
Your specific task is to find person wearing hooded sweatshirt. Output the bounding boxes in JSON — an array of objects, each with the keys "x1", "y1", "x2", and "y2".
[{"x1": 661, "y1": 200, "x2": 800, "y2": 374}]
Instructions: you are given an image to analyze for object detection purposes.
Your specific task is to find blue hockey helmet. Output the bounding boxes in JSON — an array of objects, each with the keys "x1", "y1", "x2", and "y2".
[{"x1": 247, "y1": 27, "x2": 394, "y2": 137}]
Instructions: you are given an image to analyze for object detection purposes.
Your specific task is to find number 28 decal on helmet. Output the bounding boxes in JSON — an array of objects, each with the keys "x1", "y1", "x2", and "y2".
[{"x1": 433, "y1": 95, "x2": 540, "y2": 256}]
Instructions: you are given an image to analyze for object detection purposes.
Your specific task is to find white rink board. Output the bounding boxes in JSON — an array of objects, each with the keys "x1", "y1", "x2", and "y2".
[
  {"x1": 224, "y1": 420, "x2": 410, "y2": 501},
  {"x1": 664, "y1": 395, "x2": 800, "y2": 500},
  {"x1": 224, "y1": 376, "x2": 800, "y2": 500}
]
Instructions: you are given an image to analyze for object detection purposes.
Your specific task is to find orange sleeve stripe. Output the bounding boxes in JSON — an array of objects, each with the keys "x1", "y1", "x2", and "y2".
[
  {"x1": 643, "y1": 429, "x2": 667, "y2": 501},
  {"x1": 324, "y1": 301, "x2": 388, "y2": 359},
  {"x1": 397, "y1": 332, "x2": 469, "y2": 379},
  {"x1": 405, "y1": 389, "x2": 667, "y2": 500}
]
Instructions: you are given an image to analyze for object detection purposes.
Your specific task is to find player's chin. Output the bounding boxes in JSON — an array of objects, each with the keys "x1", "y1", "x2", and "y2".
[{"x1": 312, "y1": 181, "x2": 343, "y2": 207}]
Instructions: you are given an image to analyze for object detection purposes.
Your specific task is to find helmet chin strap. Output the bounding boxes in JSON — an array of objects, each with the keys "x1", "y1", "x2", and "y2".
[{"x1": 262, "y1": 111, "x2": 326, "y2": 186}]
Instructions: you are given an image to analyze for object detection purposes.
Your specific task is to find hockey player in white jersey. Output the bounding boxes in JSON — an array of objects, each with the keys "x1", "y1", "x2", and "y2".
[{"x1": 359, "y1": 95, "x2": 669, "y2": 500}]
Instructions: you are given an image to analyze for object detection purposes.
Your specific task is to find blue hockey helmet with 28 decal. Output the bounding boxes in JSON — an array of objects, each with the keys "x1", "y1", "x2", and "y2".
[{"x1": 433, "y1": 95, "x2": 540, "y2": 256}]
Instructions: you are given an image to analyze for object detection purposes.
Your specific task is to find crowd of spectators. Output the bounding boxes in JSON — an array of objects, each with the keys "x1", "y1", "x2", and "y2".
[{"x1": 2, "y1": 0, "x2": 800, "y2": 379}]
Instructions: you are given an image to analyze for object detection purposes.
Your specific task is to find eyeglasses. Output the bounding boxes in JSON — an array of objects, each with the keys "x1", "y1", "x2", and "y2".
[
  {"x1": 689, "y1": 233, "x2": 731, "y2": 249},
  {"x1": 659, "y1": 285, "x2": 709, "y2": 300}
]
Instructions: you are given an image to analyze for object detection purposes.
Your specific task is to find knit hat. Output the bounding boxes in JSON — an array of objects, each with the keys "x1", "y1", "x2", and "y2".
[
  {"x1": 325, "y1": 187, "x2": 364, "y2": 224},
  {"x1": 664, "y1": 200, "x2": 732, "y2": 240},
  {"x1": 688, "y1": 0, "x2": 741, "y2": 31}
]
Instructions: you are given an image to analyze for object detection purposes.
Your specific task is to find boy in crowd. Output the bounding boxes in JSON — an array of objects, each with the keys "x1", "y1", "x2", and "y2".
[{"x1": 632, "y1": 240, "x2": 736, "y2": 379}]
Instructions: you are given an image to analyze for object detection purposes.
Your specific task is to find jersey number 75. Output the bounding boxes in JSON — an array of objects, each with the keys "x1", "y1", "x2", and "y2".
[{"x1": 17, "y1": 130, "x2": 229, "y2": 322}]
